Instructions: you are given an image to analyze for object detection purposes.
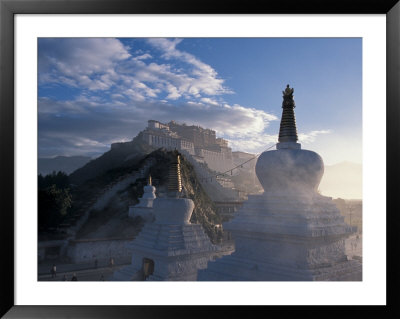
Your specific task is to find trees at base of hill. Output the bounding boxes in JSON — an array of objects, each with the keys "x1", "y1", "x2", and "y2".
[{"x1": 38, "y1": 172, "x2": 72, "y2": 232}]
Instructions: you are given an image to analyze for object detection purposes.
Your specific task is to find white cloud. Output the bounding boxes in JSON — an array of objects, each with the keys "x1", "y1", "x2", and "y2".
[
  {"x1": 227, "y1": 133, "x2": 279, "y2": 154},
  {"x1": 39, "y1": 38, "x2": 130, "y2": 91},
  {"x1": 39, "y1": 37, "x2": 234, "y2": 109},
  {"x1": 38, "y1": 38, "x2": 332, "y2": 158},
  {"x1": 38, "y1": 97, "x2": 279, "y2": 157},
  {"x1": 298, "y1": 130, "x2": 332, "y2": 143},
  {"x1": 132, "y1": 53, "x2": 152, "y2": 61},
  {"x1": 147, "y1": 38, "x2": 232, "y2": 97},
  {"x1": 200, "y1": 97, "x2": 219, "y2": 106}
]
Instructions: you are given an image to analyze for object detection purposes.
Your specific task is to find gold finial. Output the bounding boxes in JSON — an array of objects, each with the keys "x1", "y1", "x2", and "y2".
[
  {"x1": 168, "y1": 154, "x2": 182, "y2": 194},
  {"x1": 148, "y1": 175, "x2": 152, "y2": 186},
  {"x1": 282, "y1": 84, "x2": 294, "y2": 97}
]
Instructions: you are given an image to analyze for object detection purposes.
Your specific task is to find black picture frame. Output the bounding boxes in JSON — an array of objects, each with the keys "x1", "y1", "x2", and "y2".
[{"x1": 1, "y1": 0, "x2": 398, "y2": 318}]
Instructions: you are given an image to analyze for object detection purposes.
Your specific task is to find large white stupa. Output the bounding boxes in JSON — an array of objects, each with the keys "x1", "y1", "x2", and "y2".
[
  {"x1": 198, "y1": 85, "x2": 362, "y2": 281},
  {"x1": 112, "y1": 155, "x2": 218, "y2": 281}
]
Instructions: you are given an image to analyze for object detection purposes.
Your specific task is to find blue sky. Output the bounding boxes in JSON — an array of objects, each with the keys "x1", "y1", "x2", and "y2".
[{"x1": 38, "y1": 38, "x2": 362, "y2": 165}]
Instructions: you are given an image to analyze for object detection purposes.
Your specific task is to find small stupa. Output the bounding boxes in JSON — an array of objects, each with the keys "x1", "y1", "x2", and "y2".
[
  {"x1": 198, "y1": 85, "x2": 362, "y2": 281},
  {"x1": 128, "y1": 175, "x2": 156, "y2": 221},
  {"x1": 112, "y1": 154, "x2": 217, "y2": 281}
]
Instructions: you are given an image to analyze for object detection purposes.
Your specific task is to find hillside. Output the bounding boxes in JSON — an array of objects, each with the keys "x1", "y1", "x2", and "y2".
[
  {"x1": 74, "y1": 149, "x2": 222, "y2": 243},
  {"x1": 39, "y1": 156, "x2": 91, "y2": 175},
  {"x1": 69, "y1": 133, "x2": 154, "y2": 185}
]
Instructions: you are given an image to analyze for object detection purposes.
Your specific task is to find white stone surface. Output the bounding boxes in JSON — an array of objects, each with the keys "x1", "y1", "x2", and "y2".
[
  {"x1": 112, "y1": 222, "x2": 219, "y2": 281},
  {"x1": 67, "y1": 238, "x2": 133, "y2": 264},
  {"x1": 153, "y1": 198, "x2": 194, "y2": 225},
  {"x1": 198, "y1": 141, "x2": 362, "y2": 281},
  {"x1": 198, "y1": 192, "x2": 362, "y2": 281},
  {"x1": 128, "y1": 184, "x2": 156, "y2": 221},
  {"x1": 112, "y1": 196, "x2": 219, "y2": 281},
  {"x1": 142, "y1": 120, "x2": 234, "y2": 173}
]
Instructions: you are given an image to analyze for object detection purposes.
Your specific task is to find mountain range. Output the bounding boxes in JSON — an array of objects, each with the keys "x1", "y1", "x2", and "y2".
[
  {"x1": 38, "y1": 155, "x2": 92, "y2": 175},
  {"x1": 319, "y1": 161, "x2": 362, "y2": 200}
]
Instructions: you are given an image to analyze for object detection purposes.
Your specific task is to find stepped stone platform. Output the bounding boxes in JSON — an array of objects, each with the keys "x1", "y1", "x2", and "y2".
[
  {"x1": 198, "y1": 192, "x2": 362, "y2": 281},
  {"x1": 112, "y1": 155, "x2": 219, "y2": 281},
  {"x1": 112, "y1": 213, "x2": 218, "y2": 281}
]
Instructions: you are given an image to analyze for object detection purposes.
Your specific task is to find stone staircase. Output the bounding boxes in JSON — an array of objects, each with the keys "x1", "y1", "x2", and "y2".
[{"x1": 179, "y1": 149, "x2": 241, "y2": 201}]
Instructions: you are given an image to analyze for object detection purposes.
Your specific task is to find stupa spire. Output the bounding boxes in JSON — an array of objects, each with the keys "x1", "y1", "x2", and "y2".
[
  {"x1": 278, "y1": 84, "x2": 298, "y2": 143},
  {"x1": 148, "y1": 175, "x2": 152, "y2": 186},
  {"x1": 168, "y1": 154, "x2": 182, "y2": 196}
]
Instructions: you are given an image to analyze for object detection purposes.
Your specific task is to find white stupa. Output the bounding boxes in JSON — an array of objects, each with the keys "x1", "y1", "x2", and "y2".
[
  {"x1": 198, "y1": 85, "x2": 362, "y2": 281},
  {"x1": 128, "y1": 176, "x2": 156, "y2": 222},
  {"x1": 112, "y1": 155, "x2": 218, "y2": 281}
]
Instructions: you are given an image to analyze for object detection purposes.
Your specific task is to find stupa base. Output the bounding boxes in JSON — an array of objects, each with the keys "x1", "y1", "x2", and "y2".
[
  {"x1": 111, "y1": 223, "x2": 218, "y2": 281},
  {"x1": 198, "y1": 255, "x2": 362, "y2": 281},
  {"x1": 198, "y1": 192, "x2": 362, "y2": 281}
]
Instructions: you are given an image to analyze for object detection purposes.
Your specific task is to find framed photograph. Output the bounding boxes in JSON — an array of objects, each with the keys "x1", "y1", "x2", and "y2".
[{"x1": 1, "y1": 0, "x2": 398, "y2": 318}]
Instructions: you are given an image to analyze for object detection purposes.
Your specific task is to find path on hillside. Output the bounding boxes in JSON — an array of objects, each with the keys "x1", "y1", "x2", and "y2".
[
  {"x1": 66, "y1": 158, "x2": 155, "y2": 238},
  {"x1": 179, "y1": 149, "x2": 241, "y2": 202}
]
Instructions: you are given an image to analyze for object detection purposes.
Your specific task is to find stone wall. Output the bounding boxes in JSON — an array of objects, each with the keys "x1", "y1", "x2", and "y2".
[
  {"x1": 38, "y1": 240, "x2": 68, "y2": 262},
  {"x1": 67, "y1": 237, "x2": 133, "y2": 264}
]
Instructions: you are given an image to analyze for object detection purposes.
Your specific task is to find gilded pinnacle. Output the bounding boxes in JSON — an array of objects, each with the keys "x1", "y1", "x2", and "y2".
[{"x1": 168, "y1": 154, "x2": 182, "y2": 194}]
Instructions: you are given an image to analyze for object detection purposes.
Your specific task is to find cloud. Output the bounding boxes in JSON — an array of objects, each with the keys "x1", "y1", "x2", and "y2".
[
  {"x1": 39, "y1": 38, "x2": 232, "y2": 104},
  {"x1": 298, "y1": 130, "x2": 332, "y2": 143},
  {"x1": 226, "y1": 129, "x2": 333, "y2": 154},
  {"x1": 227, "y1": 133, "x2": 279, "y2": 154},
  {"x1": 200, "y1": 97, "x2": 219, "y2": 106},
  {"x1": 38, "y1": 38, "x2": 332, "y2": 158},
  {"x1": 132, "y1": 53, "x2": 152, "y2": 61},
  {"x1": 38, "y1": 95, "x2": 332, "y2": 157},
  {"x1": 39, "y1": 38, "x2": 131, "y2": 91},
  {"x1": 38, "y1": 96, "x2": 279, "y2": 157},
  {"x1": 146, "y1": 38, "x2": 232, "y2": 97}
]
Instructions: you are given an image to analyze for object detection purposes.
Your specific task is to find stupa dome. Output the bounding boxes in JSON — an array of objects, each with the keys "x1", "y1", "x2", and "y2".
[
  {"x1": 153, "y1": 198, "x2": 194, "y2": 224},
  {"x1": 256, "y1": 84, "x2": 324, "y2": 194},
  {"x1": 141, "y1": 175, "x2": 156, "y2": 200},
  {"x1": 256, "y1": 148, "x2": 323, "y2": 193},
  {"x1": 142, "y1": 184, "x2": 156, "y2": 198}
]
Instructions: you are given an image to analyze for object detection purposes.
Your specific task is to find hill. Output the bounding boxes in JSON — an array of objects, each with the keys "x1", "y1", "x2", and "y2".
[
  {"x1": 69, "y1": 133, "x2": 154, "y2": 185},
  {"x1": 319, "y1": 161, "x2": 362, "y2": 199},
  {"x1": 73, "y1": 149, "x2": 222, "y2": 243},
  {"x1": 39, "y1": 156, "x2": 91, "y2": 175}
]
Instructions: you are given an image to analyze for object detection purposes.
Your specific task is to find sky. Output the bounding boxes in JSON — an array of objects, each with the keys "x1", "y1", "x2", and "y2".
[{"x1": 38, "y1": 37, "x2": 362, "y2": 166}]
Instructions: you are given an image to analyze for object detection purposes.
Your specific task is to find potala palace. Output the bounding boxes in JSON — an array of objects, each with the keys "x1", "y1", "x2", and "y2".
[{"x1": 142, "y1": 119, "x2": 234, "y2": 173}]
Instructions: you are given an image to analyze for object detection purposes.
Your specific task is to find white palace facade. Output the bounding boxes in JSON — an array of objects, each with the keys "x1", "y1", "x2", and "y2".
[{"x1": 142, "y1": 120, "x2": 233, "y2": 173}]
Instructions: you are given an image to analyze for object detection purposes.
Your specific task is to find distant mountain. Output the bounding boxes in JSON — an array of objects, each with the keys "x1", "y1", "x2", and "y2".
[
  {"x1": 38, "y1": 156, "x2": 91, "y2": 176},
  {"x1": 231, "y1": 151, "x2": 263, "y2": 194},
  {"x1": 319, "y1": 161, "x2": 362, "y2": 200}
]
